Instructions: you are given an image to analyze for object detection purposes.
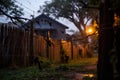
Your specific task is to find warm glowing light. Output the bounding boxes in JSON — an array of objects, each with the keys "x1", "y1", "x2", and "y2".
[
  {"x1": 93, "y1": 20, "x2": 98, "y2": 27},
  {"x1": 83, "y1": 74, "x2": 94, "y2": 78},
  {"x1": 89, "y1": 74, "x2": 94, "y2": 77},
  {"x1": 86, "y1": 20, "x2": 98, "y2": 35},
  {"x1": 88, "y1": 28, "x2": 93, "y2": 33},
  {"x1": 114, "y1": 13, "x2": 120, "y2": 27},
  {"x1": 86, "y1": 27, "x2": 94, "y2": 35}
]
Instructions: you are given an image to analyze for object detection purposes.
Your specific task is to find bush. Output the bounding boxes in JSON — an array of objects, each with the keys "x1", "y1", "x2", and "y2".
[
  {"x1": 60, "y1": 47, "x2": 69, "y2": 63},
  {"x1": 34, "y1": 56, "x2": 51, "y2": 70},
  {"x1": 39, "y1": 56, "x2": 51, "y2": 68},
  {"x1": 55, "y1": 65, "x2": 69, "y2": 71}
]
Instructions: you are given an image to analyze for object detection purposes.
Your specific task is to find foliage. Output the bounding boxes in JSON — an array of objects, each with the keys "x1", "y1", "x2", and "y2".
[
  {"x1": 89, "y1": 0, "x2": 120, "y2": 16},
  {"x1": 40, "y1": 0, "x2": 99, "y2": 36},
  {"x1": 89, "y1": 0, "x2": 100, "y2": 6},
  {"x1": 60, "y1": 46, "x2": 69, "y2": 63},
  {"x1": 55, "y1": 64, "x2": 69, "y2": 71},
  {"x1": 38, "y1": 56, "x2": 51, "y2": 68},
  {"x1": 0, "y1": 66, "x2": 39, "y2": 80},
  {"x1": 40, "y1": 0, "x2": 100, "y2": 58},
  {"x1": 69, "y1": 55, "x2": 97, "y2": 66},
  {"x1": 0, "y1": 0, "x2": 23, "y2": 16},
  {"x1": 114, "y1": 0, "x2": 120, "y2": 16},
  {"x1": 0, "y1": 55, "x2": 97, "y2": 80}
]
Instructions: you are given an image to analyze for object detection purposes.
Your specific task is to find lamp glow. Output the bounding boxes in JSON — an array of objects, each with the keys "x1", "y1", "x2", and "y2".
[{"x1": 86, "y1": 27, "x2": 94, "y2": 35}]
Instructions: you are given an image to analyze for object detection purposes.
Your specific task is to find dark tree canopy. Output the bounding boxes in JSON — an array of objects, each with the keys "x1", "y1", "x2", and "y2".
[
  {"x1": 0, "y1": 0, "x2": 23, "y2": 16},
  {"x1": 114, "y1": 0, "x2": 120, "y2": 16},
  {"x1": 0, "y1": 0, "x2": 25, "y2": 22},
  {"x1": 40, "y1": 0, "x2": 99, "y2": 37}
]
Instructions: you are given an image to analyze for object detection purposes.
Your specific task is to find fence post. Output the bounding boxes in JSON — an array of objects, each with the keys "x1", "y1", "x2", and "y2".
[
  {"x1": 29, "y1": 17, "x2": 34, "y2": 65},
  {"x1": 71, "y1": 38, "x2": 73, "y2": 59},
  {"x1": 46, "y1": 31, "x2": 50, "y2": 58}
]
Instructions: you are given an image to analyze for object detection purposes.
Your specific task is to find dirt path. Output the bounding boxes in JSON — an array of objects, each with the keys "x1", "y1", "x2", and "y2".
[
  {"x1": 64, "y1": 72, "x2": 95, "y2": 80},
  {"x1": 64, "y1": 65, "x2": 96, "y2": 80}
]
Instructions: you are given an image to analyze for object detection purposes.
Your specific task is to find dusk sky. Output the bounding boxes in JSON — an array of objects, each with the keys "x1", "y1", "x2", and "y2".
[
  {"x1": 0, "y1": 0, "x2": 79, "y2": 34},
  {"x1": 16, "y1": 0, "x2": 79, "y2": 33},
  {"x1": 16, "y1": 0, "x2": 51, "y2": 18}
]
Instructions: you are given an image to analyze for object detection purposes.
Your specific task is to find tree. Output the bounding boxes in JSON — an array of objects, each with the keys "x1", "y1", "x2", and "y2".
[
  {"x1": 0, "y1": 0, "x2": 26, "y2": 22},
  {"x1": 114, "y1": 1, "x2": 120, "y2": 79},
  {"x1": 41, "y1": 0, "x2": 120, "y2": 79},
  {"x1": 98, "y1": 0, "x2": 114, "y2": 80},
  {"x1": 40, "y1": 0, "x2": 99, "y2": 57},
  {"x1": 89, "y1": 0, "x2": 120, "y2": 80},
  {"x1": 0, "y1": 0, "x2": 23, "y2": 16},
  {"x1": 41, "y1": 0, "x2": 98, "y2": 35}
]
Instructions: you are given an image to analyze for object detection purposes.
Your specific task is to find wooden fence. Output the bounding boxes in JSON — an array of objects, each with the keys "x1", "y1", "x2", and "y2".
[
  {"x1": 0, "y1": 24, "x2": 30, "y2": 68},
  {"x1": 33, "y1": 34, "x2": 61, "y2": 63},
  {"x1": 61, "y1": 40, "x2": 80, "y2": 60},
  {"x1": 0, "y1": 24, "x2": 81, "y2": 68}
]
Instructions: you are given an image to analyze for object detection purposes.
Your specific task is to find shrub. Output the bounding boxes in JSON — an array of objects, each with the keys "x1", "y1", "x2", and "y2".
[
  {"x1": 39, "y1": 56, "x2": 51, "y2": 68},
  {"x1": 60, "y1": 47, "x2": 69, "y2": 63},
  {"x1": 33, "y1": 56, "x2": 51, "y2": 70},
  {"x1": 55, "y1": 65, "x2": 69, "y2": 71}
]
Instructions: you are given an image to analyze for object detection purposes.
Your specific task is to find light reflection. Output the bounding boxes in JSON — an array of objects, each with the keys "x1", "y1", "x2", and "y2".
[{"x1": 82, "y1": 73, "x2": 94, "y2": 78}]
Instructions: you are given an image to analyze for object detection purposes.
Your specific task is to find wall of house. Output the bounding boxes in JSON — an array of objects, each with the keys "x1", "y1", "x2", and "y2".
[
  {"x1": 55, "y1": 25, "x2": 66, "y2": 40},
  {"x1": 34, "y1": 16, "x2": 67, "y2": 40}
]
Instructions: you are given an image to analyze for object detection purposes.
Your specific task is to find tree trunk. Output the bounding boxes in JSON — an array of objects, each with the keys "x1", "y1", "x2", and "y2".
[
  {"x1": 97, "y1": 0, "x2": 114, "y2": 80},
  {"x1": 115, "y1": 26, "x2": 120, "y2": 80},
  {"x1": 29, "y1": 20, "x2": 34, "y2": 65}
]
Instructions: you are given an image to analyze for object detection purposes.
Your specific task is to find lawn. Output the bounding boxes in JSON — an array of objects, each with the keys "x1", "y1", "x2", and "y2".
[{"x1": 0, "y1": 54, "x2": 98, "y2": 80}]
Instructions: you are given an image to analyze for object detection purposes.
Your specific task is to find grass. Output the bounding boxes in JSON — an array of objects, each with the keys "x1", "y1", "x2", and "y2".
[
  {"x1": 60, "y1": 54, "x2": 98, "y2": 73},
  {"x1": 69, "y1": 55, "x2": 97, "y2": 66},
  {"x1": 0, "y1": 54, "x2": 98, "y2": 80}
]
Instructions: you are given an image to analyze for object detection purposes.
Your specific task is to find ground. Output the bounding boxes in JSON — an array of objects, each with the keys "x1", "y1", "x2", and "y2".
[{"x1": 0, "y1": 54, "x2": 97, "y2": 80}]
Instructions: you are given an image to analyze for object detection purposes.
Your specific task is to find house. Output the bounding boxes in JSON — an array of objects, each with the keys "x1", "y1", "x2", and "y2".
[{"x1": 23, "y1": 14, "x2": 69, "y2": 40}]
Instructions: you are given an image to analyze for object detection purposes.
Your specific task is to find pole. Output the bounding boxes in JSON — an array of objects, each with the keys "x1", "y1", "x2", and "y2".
[
  {"x1": 71, "y1": 38, "x2": 73, "y2": 59},
  {"x1": 46, "y1": 31, "x2": 50, "y2": 58},
  {"x1": 29, "y1": 16, "x2": 34, "y2": 65}
]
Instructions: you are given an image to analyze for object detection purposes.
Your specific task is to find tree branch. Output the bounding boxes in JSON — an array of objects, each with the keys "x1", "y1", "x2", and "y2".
[
  {"x1": 85, "y1": 17, "x2": 91, "y2": 25},
  {"x1": 0, "y1": 8, "x2": 30, "y2": 21},
  {"x1": 84, "y1": 6, "x2": 99, "y2": 10},
  {"x1": 78, "y1": 0, "x2": 99, "y2": 10},
  {"x1": 73, "y1": 31, "x2": 97, "y2": 41}
]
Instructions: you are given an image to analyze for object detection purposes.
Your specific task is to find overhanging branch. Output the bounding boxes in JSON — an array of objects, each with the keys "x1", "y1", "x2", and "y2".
[
  {"x1": 0, "y1": 8, "x2": 30, "y2": 21},
  {"x1": 79, "y1": 0, "x2": 99, "y2": 10},
  {"x1": 73, "y1": 31, "x2": 98, "y2": 41}
]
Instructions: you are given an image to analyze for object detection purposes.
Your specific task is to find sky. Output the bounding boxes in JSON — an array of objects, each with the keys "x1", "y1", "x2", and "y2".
[
  {"x1": 16, "y1": 0, "x2": 79, "y2": 33},
  {"x1": 15, "y1": 0, "x2": 51, "y2": 18},
  {"x1": 0, "y1": 0, "x2": 79, "y2": 34}
]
